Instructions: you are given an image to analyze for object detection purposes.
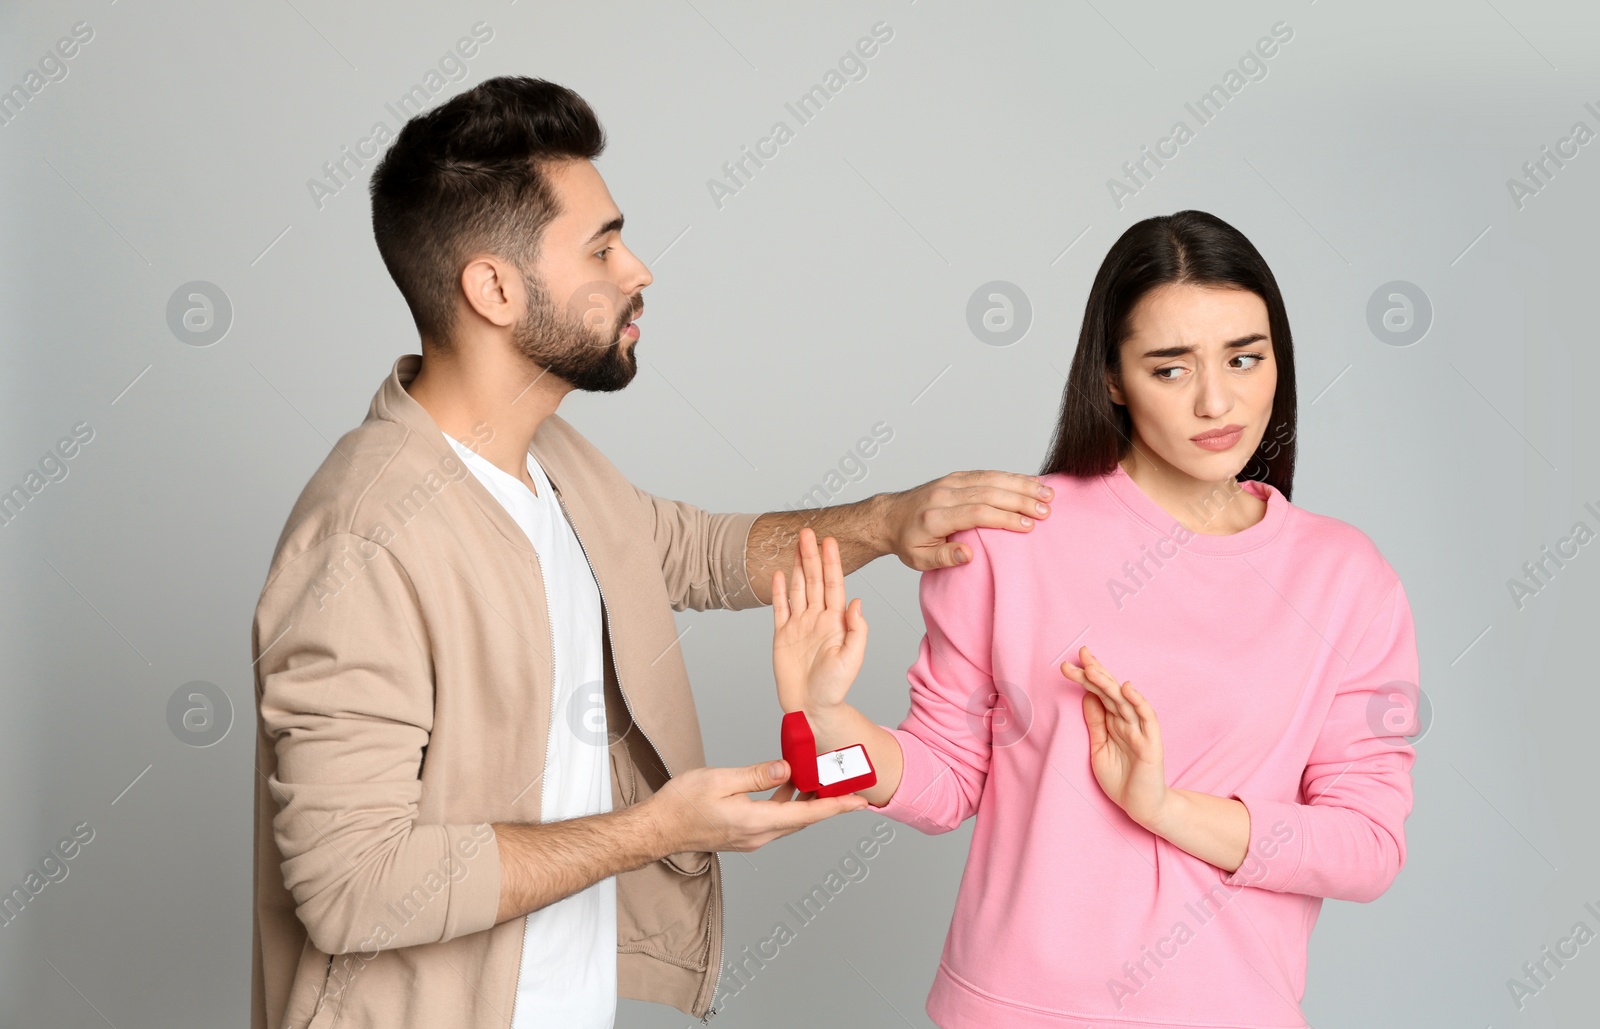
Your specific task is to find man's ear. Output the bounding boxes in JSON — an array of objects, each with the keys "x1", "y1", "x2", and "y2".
[{"x1": 459, "y1": 255, "x2": 521, "y2": 329}]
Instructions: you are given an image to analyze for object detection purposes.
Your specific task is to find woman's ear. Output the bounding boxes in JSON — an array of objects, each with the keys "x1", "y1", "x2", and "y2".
[{"x1": 1104, "y1": 369, "x2": 1125, "y2": 406}]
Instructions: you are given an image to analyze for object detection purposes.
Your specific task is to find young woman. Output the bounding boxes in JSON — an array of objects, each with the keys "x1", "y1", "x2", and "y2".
[{"x1": 770, "y1": 210, "x2": 1419, "y2": 1029}]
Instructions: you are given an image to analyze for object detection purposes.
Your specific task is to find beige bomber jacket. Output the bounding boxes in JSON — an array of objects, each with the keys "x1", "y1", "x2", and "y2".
[{"x1": 250, "y1": 354, "x2": 763, "y2": 1028}]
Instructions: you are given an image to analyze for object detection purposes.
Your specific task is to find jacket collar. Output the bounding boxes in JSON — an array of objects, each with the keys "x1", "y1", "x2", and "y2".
[{"x1": 369, "y1": 353, "x2": 575, "y2": 556}]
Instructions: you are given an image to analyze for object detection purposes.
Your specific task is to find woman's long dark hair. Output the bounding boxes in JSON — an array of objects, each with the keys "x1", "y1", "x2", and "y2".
[{"x1": 1039, "y1": 210, "x2": 1297, "y2": 500}]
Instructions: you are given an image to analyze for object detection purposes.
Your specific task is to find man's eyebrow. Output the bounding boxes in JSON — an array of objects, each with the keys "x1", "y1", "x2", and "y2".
[
  {"x1": 1137, "y1": 333, "x2": 1268, "y2": 360},
  {"x1": 581, "y1": 215, "x2": 624, "y2": 247}
]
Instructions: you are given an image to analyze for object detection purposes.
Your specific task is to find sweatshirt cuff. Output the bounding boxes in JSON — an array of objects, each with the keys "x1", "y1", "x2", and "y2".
[
  {"x1": 869, "y1": 727, "x2": 938, "y2": 825},
  {"x1": 1218, "y1": 793, "x2": 1305, "y2": 893}
]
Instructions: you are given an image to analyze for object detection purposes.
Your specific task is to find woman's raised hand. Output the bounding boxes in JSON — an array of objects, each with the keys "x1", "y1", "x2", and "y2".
[
  {"x1": 1061, "y1": 646, "x2": 1170, "y2": 829},
  {"x1": 772, "y1": 527, "x2": 869, "y2": 717}
]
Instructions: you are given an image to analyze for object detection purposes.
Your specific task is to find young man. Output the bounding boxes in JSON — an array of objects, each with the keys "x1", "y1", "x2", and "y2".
[{"x1": 249, "y1": 76, "x2": 1055, "y2": 1029}]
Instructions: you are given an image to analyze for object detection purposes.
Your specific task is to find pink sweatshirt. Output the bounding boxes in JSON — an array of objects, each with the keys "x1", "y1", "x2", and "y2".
[{"x1": 874, "y1": 464, "x2": 1418, "y2": 1029}]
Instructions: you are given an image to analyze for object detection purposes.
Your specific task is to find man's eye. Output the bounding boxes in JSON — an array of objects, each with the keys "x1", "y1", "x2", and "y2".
[{"x1": 595, "y1": 247, "x2": 613, "y2": 260}]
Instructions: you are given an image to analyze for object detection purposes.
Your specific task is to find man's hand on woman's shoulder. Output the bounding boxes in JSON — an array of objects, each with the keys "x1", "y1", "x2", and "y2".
[{"x1": 878, "y1": 469, "x2": 1054, "y2": 570}]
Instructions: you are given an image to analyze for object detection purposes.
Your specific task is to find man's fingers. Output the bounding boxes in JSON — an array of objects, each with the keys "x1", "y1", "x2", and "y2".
[
  {"x1": 944, "y1": 496, "x2": 1043, "y2": 535},
  {"x1": 743, "y1": 759, "x2": 789, "y2": 794},
  {"x1": 956, "y1": 470, "x2": 1052, "y2": 505},
  {"x1": 767, "y1": 793, "x2": 868, "y2": 831},
  {"x1": 925, "y1": 542, "x2": 967, "y2": 569}
]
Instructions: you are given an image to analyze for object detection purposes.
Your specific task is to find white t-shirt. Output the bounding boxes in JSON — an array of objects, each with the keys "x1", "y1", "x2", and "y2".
[{"x1": 445, "y1": 433, "x2": 616, "y2": 1029}]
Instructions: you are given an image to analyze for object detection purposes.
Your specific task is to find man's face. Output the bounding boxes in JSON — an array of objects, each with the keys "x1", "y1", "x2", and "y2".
[{"x1": 512, "y1": 158, "x2": 653, "y2": 392}]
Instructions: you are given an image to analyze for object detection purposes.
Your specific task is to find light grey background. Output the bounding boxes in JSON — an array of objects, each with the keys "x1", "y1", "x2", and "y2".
[{"x1": 1, "y1": 0, "x2": 1595, "y2": 1026}]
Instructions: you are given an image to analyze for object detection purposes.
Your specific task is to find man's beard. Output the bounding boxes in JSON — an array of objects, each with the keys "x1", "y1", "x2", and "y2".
[{"x1": 512, "y1": 272, "x2": 640, "y2": 393}]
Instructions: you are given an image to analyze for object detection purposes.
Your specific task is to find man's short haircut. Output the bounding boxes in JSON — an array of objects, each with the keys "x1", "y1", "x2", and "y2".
[{"x1": 369, "y1": 76, "x2": 605, "y2": 347}]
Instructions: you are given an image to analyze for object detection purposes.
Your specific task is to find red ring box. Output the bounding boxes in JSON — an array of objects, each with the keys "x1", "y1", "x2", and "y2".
[{"x1": 781, "y1": 711, "x2": 877, "y2": 798}]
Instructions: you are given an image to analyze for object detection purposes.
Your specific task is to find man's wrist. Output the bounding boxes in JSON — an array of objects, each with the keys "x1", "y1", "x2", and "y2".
[
  {"x1": 631, "y1": 791, "x2": 680, "y2": 859},
  {"x1": 859, "y1": 491, "x2": 899, "y2": 559}
]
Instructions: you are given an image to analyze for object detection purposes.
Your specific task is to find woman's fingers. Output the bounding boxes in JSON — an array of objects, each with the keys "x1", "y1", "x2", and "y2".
[
  {"x1": 1083, "y1": 647, "x2": 1137, "y2": 724},
  {"x1": 772, "y1": 569, "x2": 789, "y2": 626},
  {"x1": 840, "y1": 597, "x2": 869, "y2": 664},
  {"x1": 821, "y1": 535, "x2": 846, "y2": 614},
  {"x1": 1082, "y1": 690, "x2": 1108, "y2": 748},
  {"x1": 1125, "y1": 683, "x2": 1160, "y2": 741},
  {"x1": 787, "y1": 544, "x2": 807, "y2": 615},
  {"x1": 800, "y1": 528, "x2": 825, "y2": 610},
  {"x1": 786, "y1": 528, "x2": 855, "y2": 620},
  {"x1": 1062, "y1": 662, "x2": 1114, "y2": 722},
  {"x1": 1063, "y1": 655, "x2": 1139, "y2": 736}
]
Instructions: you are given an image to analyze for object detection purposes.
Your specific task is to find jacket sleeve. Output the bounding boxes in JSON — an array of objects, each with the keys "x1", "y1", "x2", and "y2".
[
  {"x1": 632, "y1": 484, "x2": 763, "y2": 612},
  {"x1": 872, "y1": 527, "x2": 996, "y2": 834},
  {"x1": 1219, "y1": 578, "x2": 1419, "y2": 902},
  {"x1": 254, "y1": 533, "x2": 504, "y2": 956}
]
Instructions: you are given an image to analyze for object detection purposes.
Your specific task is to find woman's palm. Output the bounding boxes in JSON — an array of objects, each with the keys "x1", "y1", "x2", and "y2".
[{"x1": 1063, "y1": 647, "x2": 1169, "y2": 826}]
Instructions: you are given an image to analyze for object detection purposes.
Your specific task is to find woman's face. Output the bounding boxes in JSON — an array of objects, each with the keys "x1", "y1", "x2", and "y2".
[{"x1": 1106, "y1": 282, "x2": 1277, "y2": 484}]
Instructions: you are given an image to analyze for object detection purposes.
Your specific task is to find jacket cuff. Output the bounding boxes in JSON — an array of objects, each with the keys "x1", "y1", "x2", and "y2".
[
  {"x1": 1218, "y1": 793, "x2": 1305, "y2": 893},
  {"x1": 718, "y1": 511, "x2": 765, "y2": 611},
  {"x1": 446, "y1": 822, "x2": 504, "y2": 939}
]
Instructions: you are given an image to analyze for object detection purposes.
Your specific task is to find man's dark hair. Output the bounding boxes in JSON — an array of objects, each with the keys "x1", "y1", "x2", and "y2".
[
  {"x1": 1040, "y1": 209, "x2": 1298, "y2": 500},
  {"x1": 369, "y1": 76, "x2": 606, "y2": 347}
]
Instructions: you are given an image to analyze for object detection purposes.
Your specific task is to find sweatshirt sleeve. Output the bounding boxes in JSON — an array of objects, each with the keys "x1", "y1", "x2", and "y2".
[
  {"x1": 631, "y1": 485, "x2": 763, "y2": 613},
  {"x1": 873, "y1": 528, "x2": 996, "y2": 834},
  {"x1": 1219, "y1": 578, "x2": 1419, "y2": 902},
  {"x1": 254, "y1": 533, "x2": 504, "y2": 956}
]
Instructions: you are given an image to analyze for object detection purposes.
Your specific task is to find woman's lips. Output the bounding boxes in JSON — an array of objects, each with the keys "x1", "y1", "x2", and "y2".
[{"x1": 1191, "y1": 425, "x2": 1243, "y2": 451}]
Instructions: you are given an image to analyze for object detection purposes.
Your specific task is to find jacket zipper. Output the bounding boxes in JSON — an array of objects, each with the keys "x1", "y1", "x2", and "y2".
[
  {"x1": 507, "y1": 544, "x2": 560, "y2": 1028},
  {"x1": 698, "y1": 858, "x2": 723, "y2": 1023},
  {"x1": 551, "y1": 486, "x2": 724, "y2": 1022}
]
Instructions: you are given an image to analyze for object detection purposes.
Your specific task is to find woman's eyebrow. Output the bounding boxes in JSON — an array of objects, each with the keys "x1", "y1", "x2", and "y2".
[{"x1": 1137, "y1": 333, "x2": 1269, "y2": 359}]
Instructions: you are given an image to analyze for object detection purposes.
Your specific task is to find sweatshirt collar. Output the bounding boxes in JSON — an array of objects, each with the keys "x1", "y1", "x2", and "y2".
[{"x1": 1099, "y1": 461, "x2": 1289, "y2": 556}]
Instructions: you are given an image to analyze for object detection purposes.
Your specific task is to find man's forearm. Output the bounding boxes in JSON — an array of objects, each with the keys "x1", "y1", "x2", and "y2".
[
  {"x1": 491, "y1": 803, "x2": 669, "y2": 924},
  {"x1": 745, "y1": 494, "x2": 894, "y2": 606}
]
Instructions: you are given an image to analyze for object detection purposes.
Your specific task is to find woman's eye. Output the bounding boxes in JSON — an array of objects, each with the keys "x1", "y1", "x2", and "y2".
[
  {"x1": 1234, "y1": 353, "x2": 1264, "y2": 369},
  {"x1": 1154, "y1": 367, "x2": 1183, "y2": 381},
  {"x1": 595, "y1": 246, "x2": 613, "y2": 260}
]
